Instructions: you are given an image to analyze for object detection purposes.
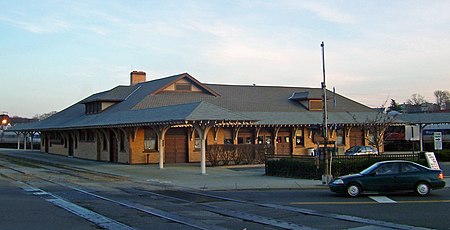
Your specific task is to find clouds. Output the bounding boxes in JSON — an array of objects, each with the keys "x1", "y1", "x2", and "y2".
[{"x1": 0, "y1": 0, "x2": 449, "y2": 117}]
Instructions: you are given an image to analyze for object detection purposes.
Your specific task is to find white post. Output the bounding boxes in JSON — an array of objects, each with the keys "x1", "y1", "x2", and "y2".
[
  {"x1": 152, "y1": 126, "x2": 169, "y2": 170},
  {"x1": 201, "y1": 138, "x2": 206, "y2": 175},
  {"x1": 30, "y1": 132, "x2": 34, "y2": 150},
  {"x1": 193, "y1": 123, "x2": 213, "y2": 175},
  {"x1": 23, "y1": 133, "x2": 27, "y2": 150},
  {"x1": 419, "y1": 124, "x2": 425, "y2": 152},
  {"x1": 17, "y1": 132, "x2": 20, "y2": 150},
  {"x1": 159, "y1": 138, "x2": 164, "y2": 169}
]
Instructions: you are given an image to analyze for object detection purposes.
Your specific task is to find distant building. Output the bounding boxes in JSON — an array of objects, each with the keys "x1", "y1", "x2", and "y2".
[{"x1": 385, "y1": 112, "x2": 450, "y2": 151}]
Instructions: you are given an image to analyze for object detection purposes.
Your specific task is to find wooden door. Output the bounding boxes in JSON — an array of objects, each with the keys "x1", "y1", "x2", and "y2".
[
  {"x1": 350, "y1": 128, "x2": 364, "y2": 147},
  {"x1": 276, "y1": 131, "x2": 291, "y2": 154},
  {"x1": 165, "y1": 129, "x2": 187, "y2": 163},
  {"x1": 68, "y1": 135, "x2": 74, "y2": 156},
  {"x1": 109, "y1": 132, "x2": 118, "y2": 163}
]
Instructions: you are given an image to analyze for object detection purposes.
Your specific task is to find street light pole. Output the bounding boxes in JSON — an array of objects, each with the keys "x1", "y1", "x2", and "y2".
[{"x1": 321, "y1": 41, "x2": 332, "y2": 184}]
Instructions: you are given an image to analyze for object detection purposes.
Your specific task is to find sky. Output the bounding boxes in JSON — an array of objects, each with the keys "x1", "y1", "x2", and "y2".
[{"x1": 1, "y1": 0, "x2": 449, "y2": 118}]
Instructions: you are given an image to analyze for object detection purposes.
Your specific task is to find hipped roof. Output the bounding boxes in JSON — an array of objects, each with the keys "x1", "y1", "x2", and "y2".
[{"x1": 12, "y1": 72, "x2": 383, "y2": 132}]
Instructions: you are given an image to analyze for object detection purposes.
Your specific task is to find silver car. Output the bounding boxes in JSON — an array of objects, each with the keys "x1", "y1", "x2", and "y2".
[{"x1": 345, "y1": 146, "x2": 378, "y2": 156}]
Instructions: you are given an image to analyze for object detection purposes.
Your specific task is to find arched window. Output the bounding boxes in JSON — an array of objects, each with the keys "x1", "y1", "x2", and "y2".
[{"x1": 144, "y1": 128, "x2": 157, "y2": 151}]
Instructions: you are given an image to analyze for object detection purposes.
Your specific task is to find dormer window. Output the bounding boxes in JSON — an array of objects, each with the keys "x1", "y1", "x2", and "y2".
[
  {"x1": 309, "y1": 100, "x2": 323, "y2": 111},
  {"x1": 85, "y1": 102, "x2": 102, "y2": 114},
  {"x1": 289, "y1": 92, "x2": 322, "y2": 111},
  {"x1": 85, "y1": 101, "x2": 117, "y2": 114}
]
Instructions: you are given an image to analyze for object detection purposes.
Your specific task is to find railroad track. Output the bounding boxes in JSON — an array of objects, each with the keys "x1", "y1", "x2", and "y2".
[{"x1": 0, "y1": 155, "x2": 428, "y2": 230}]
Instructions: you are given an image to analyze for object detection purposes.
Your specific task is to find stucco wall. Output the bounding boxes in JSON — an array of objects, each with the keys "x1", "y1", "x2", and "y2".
[
  {"x1": 74, "y1": 141, "x2": 97, "y2": 160},
  {"x1": 47, "y1": 143, "x2": 67, "y2": 156}
]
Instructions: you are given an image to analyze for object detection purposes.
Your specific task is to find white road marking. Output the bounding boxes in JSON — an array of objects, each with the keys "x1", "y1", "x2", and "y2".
[
  {"x1": 20, "y1": 184, "x2": 134, "y2": 230},
  {"x1": 369, "y1": 196, "x2": 397, "y2": 203},
  {"x1": 47, "y1": 198, "x2": 134, "y2": 230}
]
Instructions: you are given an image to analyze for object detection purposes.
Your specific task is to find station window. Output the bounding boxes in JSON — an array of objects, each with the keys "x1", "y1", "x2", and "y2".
[
  {"x1": 336, "y1": 129, "x2": 345, "y2": 145},
  {"x1": 175, "y1": 83, "x2": 192, "y2": 91},
  {"x1": 144, "y1": 128, "x2": 157, "y2": 151}
]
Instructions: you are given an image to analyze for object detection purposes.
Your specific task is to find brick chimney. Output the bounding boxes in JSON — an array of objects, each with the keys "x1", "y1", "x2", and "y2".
[{"x1": 130, "y1": 71, "x2": 146, "y2": 85}]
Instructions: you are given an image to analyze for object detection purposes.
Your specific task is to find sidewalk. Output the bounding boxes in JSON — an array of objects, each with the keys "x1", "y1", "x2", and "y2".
[{"x1": 0, "y1": 149, "x2": 324, "y2": 191}]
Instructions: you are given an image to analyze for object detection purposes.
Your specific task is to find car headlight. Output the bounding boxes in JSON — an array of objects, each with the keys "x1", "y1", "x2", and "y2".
[{"x1": 332, "y1": 179, "x2": 344, "y2": 185}]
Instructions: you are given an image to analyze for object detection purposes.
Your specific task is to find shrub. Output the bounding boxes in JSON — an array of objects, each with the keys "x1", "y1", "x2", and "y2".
[
  {"x1": 265, "y1": 157, "x2": 322, "y2": 179},
  {"x1": 434, "y1": 149, "x2": 450, "y2": 162},
  {"x1": 206, "y1": 144, "x2": 271, "y2": 166},
  {"x1": 266, "y1": 153, "x2": 431, "y2": 179}
]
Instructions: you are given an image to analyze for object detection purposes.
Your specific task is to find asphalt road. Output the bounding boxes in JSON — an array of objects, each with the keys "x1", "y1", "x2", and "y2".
[
  {"x1": 0, "y1": 177, "x2": 98, "y2": 230},
  {"x1": 212, "y1": 188, "x2": 450, "y2": 229},
  {"x1": 1, "y1": 151, "x2": 449, "y2": 230}
]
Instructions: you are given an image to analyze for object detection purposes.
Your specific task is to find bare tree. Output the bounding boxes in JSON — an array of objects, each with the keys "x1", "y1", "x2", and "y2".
[
  {"x1": 33, "y1": 111, "x2": 57, "y2": 121},
  {"x1": 406, "y1": 94, "x2": 428, "y2": 105},
  {"x1": 434, "y1": 90, "x2": 450, "y2": 111},
  {"x1": 348, "y1": 101, "x2": 398, "y2": 154}
]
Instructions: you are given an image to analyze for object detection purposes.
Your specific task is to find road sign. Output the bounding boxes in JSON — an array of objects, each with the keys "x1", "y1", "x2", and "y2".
[{"x1": 434, "y1": 132, "x2": 443, "y2": 150}]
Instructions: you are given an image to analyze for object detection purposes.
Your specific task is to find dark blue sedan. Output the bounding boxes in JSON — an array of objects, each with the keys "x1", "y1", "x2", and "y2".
[{"x1": 329, "y1": 160, "x2": 446, "y2": 197}]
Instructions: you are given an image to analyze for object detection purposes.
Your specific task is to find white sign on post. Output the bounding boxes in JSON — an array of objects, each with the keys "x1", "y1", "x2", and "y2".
[
  {"x1": 405, "y1": 125, "x2": 420, "y2": 141},
  {"x1": 425, "y1": 152, "x2": 440, "y2": 170},
  {"x1": 434, "y1": 132, "x2": 443, "y2": 151}
]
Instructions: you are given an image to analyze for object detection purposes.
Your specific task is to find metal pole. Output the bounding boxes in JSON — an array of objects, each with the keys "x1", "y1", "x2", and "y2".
[{"x1": 321, "y1": 41, "x2": 331, "y2": 183}]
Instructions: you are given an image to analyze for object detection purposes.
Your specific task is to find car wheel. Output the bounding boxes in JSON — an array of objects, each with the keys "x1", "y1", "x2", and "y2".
[
  {"x1": 415, "y1": 182, "x2": 430, "y2": 196},
  {"x1": 346, "y1": 183, "x2": 361, "y2": 197}
]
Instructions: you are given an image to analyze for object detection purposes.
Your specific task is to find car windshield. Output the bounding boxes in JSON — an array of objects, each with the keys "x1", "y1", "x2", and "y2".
[{"x1": 360, "y1": 163, "x2": 380, "y2": 175}]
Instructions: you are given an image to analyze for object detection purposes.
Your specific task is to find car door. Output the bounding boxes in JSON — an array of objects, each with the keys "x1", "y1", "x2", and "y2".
[
  {"x1": 395, "y1": 163, "x2": 422, "y2": 191},
  {"x1": 363, "y1": 163, "x2": 399, "y2": 192}
]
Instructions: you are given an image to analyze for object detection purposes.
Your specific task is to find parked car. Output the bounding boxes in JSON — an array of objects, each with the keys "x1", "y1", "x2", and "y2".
[
  {"x1": 329, "y1": 160, "x2": 445, "y2": 197},
  {"x1": 344, "y1": 146, "x2": 378, "y2": 156}
]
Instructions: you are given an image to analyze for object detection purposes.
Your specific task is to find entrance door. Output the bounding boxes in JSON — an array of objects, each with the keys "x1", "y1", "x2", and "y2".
[
  {"x1": 165, "y1": 129, "x2": 187, "y2": 163},
  {"x1": 276, "y1": 131, "x2": 291, "y2": 154},
  {"x1": 350, "y1": 128, "x2": 364, "y2": 147},
  {"x1": 68, "y1": 135, "x2": 74, "y2": 156},
  {"x1": 109, "y1": 132, "x2": 118, "y2": 163},
  {"x1": 44, "y1": 135, "x2": 49, "y2": 153}
]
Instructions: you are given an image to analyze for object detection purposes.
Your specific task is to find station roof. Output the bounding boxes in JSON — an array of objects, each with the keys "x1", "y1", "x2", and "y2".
[{"x1": 11, "y1": 72, "x2": 384, "y2": 132}]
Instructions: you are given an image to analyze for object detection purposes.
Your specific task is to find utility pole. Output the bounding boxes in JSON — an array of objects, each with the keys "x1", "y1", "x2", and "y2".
[{"x1": 321, "y1": 41, "x2": 332, "y2": 184}]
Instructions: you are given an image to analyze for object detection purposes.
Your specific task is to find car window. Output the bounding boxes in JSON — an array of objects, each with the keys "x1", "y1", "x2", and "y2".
[
  {"x1": 374, "y1": 163, "x2": 399, "y2": 175},
  {"x1": 401, "y1": 163, "x2": 421, "y2": 173},
  {"x1": 347, "y1": 147, "x2": 356, "y2": 152}
]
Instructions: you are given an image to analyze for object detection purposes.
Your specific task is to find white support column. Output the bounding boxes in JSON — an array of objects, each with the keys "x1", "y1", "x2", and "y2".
[
  {"x1": 152, "y1": 126, "x2": 170, "y2": 169},
  {"x1": 30, "y1": 132, "x2": 35, "y2": 150},
  {"x1": 23, "y1": 132, "x2": 27, "y2": 150},
  {"x1": 193, "y1": 122, "x2": 213, "y2": 175},
  {"x1": 419, "y1": 124, "x2": 427, "y2": 152},
  {"x1": 16, "y1": 132, "x2": 20, "y2": 150}
]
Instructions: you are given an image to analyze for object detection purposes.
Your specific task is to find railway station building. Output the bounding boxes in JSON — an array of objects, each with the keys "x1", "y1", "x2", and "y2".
[{"x1": 12, "y1": 71, "x2": 382, "y2": 173}]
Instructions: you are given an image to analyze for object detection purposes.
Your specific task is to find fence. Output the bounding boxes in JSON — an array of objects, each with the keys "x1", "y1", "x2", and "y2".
[
  {"x1": 265, "y1": 153, "x2": 426, "y2": 179},
  {"x1": 206, "y1": 144, "x2": 274, "y2": 166}
]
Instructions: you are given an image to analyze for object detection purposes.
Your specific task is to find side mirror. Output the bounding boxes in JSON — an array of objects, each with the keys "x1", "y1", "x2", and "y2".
[{"x1": 369, "y1": 171, "x2": 377, "y2": 176}]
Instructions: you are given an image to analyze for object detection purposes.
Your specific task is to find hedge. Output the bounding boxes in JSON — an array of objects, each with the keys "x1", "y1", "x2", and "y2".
[{"x1": 266, "y1": 153, "x2": 431, "y2": 179}]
